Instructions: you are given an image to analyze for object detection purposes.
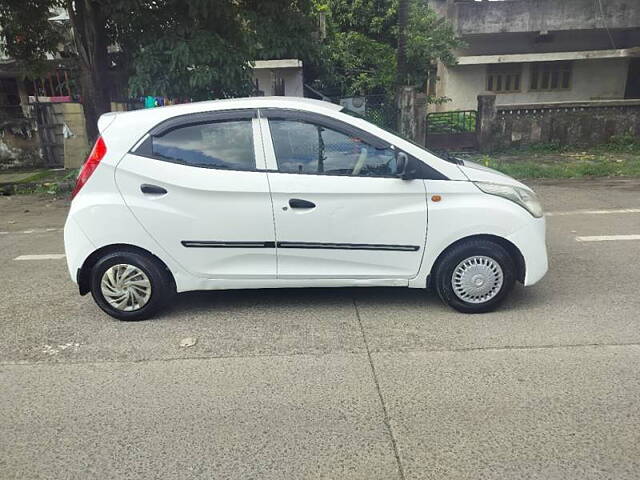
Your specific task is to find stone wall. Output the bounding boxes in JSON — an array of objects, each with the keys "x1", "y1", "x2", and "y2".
[
  {"x1": 398, "y1": 87, "x2": 428, "y2": 146},
  {"x1": 477, "y1": 95, "x2": 640, "y2": 151},
  {"x1": 52, "y1": 102, "x2": 90, "y2": 169}
]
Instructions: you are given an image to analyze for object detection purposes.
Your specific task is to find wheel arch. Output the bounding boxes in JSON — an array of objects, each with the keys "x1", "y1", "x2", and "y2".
[
  {"x1": 428, "y1": 234, "x2": 526, "y2": 287},
  {"x1": 77, "y1": 244, "x2": 176, "y2": 295}
]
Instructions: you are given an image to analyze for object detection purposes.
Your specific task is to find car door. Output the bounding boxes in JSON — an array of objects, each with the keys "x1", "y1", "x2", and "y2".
[
  {"x1": 115, "y1": 109, "x2": 277, "y2": 279},
  {"x1": 260, "y1": 109, "x2": 428, "y2": 279}
]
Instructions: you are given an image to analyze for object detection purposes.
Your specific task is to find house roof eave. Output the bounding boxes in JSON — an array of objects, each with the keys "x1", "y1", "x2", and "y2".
[{"x1": 455, "y1": 47, "x2": 640, "y2": 65}]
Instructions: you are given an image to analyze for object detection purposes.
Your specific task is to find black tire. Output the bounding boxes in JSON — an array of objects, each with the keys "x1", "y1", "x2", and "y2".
[
  {"x1": 90, "y1": 250, "x2": 174, "y2": 321},
  {"x1": 434, "y1": 239, "x2": 516, "y2": 314}
]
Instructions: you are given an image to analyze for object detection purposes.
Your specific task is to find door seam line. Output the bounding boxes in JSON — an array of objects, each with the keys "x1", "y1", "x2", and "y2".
[{"x1": 258, "y1": 113, "x2": 280, "y2": 278}]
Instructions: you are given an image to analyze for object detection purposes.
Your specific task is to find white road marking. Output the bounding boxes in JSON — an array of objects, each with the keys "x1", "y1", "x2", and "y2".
[
  {"x1": 548, "y1": 208, "x2": 640, "y2": 217},
  {"x1": 42, "y1": 342, "x2": 80, "y2": 355},
  {"x1": 0, "y1": 228, "x2": 63, "y2": 236},
  {"x1": 14, "y1": 254, "x2": 66, "y2": 260},
  {"x1": 576, "y1": 235, "x2": 640, "y2": 242}
]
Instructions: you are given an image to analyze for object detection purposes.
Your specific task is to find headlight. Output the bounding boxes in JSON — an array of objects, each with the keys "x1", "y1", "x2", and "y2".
[{"x1": 474, "y1": 182, "x2": 544, "y2": 218}]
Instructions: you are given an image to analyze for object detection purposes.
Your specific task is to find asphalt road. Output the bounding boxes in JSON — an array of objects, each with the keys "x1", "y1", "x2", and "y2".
[{"x1": 1, "y1": 178, "x2": 639, "y2": 479}]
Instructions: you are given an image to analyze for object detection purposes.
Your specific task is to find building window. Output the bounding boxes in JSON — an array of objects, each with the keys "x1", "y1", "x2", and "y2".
[
  {"x1": 487, "y1": 64, "x2": 522, "y2": 93},
  {"x1": 530, "y1": 61, "x2": 572, "y2": 91}
]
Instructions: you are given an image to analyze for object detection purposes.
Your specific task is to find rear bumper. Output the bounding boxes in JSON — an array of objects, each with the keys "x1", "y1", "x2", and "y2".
[
  {"x1": 507, "y1": 215, "x2": 548, "y2": 286},
  {"x1": 63, "y1": 216, "x2": 96, "y2": 284}
]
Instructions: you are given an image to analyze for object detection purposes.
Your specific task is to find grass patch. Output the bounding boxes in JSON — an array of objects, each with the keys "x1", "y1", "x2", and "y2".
[
  {"x1": 594, "y1": 133, "x2": 640, "y2": 154},
  {"x1": 14, "y1": 170, "x2": 51, "y2": 184},
  {"x1": 11, "y1": 168, "x2": 79, "y2": 195},
  {"x1": 473, "y1": 135, "x2": 640, "y2": 179},
  {"x1": 494, "y1": 134, "x2": 640, "y2": 157},
  {"x1": 478, "y1": 152, "x2": 640, "y2": 179}
]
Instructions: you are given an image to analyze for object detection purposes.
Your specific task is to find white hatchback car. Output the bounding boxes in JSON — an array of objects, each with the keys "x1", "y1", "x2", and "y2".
[{"x1": 64, "y1": 97, "x2": 547, "y2": 321}]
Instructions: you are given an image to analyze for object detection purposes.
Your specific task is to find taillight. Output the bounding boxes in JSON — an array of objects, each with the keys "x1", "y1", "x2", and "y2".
[{"x1": 71, "y1": 136, "x2": 107, "y2": 200}]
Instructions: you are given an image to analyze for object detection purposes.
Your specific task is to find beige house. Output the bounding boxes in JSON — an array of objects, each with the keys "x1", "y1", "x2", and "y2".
[{"x1": 428, "y1": 0, "x2": 640, "y2": 111}]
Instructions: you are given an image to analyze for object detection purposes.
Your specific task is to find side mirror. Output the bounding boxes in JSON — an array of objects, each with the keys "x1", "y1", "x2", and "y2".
[{"x1": 396, "y1": 152, "x2": 415, "y2": 180}]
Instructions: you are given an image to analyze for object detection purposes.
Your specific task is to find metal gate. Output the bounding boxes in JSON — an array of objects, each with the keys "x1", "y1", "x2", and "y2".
[
  {"x1": 31, "y1": 102, "x2": 64, "y2": 167},
  {"x1": 425, "y1": 110, "x2": 477, "y2": 151}
]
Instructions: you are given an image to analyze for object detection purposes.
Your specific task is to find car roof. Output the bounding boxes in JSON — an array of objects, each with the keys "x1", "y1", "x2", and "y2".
[
  {"x1": 104, "y1": 96, "x2": 341, "y2": 122},
  {"x1": 98, "y1": 96, "x2": 344, "y2": 135},
  {"x1": 97, "y1": 97, "x2": 344, "y2": 154}
]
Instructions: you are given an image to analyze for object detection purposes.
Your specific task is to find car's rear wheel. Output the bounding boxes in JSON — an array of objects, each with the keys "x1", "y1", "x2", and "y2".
[
  {"x1": 434, "y1": 239, "x2": 516, "y2": 313},
  {"x1": 90, "y1": 250, "x2": 174, "y2": 321}
]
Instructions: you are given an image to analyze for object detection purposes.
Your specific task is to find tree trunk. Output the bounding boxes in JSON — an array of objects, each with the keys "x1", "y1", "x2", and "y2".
[
  {"x1": 396, "y1": 0, "x2": 409, "y2": 87},
  {"x1": 67, "y1": 0, "x2": 111, "y2": 142}
]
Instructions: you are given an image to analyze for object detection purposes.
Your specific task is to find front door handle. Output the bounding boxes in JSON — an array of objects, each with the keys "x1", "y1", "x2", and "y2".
[
  {"x1": 289, "y1": 198, "x2": 316, "y2": 209},
  {"x1": 140, "y1": 184, "x2": 167, "y2": 195}
]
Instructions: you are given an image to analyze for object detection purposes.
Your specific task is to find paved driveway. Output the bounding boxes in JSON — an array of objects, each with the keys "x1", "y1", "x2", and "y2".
[{"x1": 1, "y1": 178, "x2": 639, "y2": 479}]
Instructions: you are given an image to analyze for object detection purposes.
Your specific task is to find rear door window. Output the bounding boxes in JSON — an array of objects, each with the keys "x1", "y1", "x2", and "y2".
[{"x1": 151, "y1": 120, "x2": 255, "y2": 170}]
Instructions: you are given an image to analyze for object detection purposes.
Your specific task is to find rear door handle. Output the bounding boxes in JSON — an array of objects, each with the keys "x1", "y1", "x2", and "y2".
[
  {"x1": 289, "y1": 198, "x2": 316, "y2": 209},
  {"x1": 140, "y1": 184, "x2": 167, "y2": 195}
]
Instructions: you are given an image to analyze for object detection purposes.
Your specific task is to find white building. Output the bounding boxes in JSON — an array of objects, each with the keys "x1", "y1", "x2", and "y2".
[
  {"x1": 428, "y1": 0, "x2": 640, "y2": 111},
  {"x1": 251, "y1": 59, "x2": 304, "y2": 97}
]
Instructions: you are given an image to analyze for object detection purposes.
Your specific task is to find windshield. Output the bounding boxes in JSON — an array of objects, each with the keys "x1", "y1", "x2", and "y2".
[{"x1": 340, "y1": 107, "x2": 463, "y2": 164}]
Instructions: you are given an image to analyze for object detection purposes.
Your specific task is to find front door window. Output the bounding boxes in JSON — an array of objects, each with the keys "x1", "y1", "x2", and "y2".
[{"x1": 268, "y1": 119, "x2": 397, "y2": 177}]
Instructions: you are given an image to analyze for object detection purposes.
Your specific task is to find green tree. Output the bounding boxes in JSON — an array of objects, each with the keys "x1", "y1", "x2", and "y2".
[
  {"x1": 0, "y1": 0, "x2": 64, "y2": 78},
  {"x1": 404, "y1": 3, "x2": 459, "y2": 90},
  {"x1": 320, "y1": 31, "x2": 396, "y2": 95},
  {"x1": 1, "y1": 0, "x2": 320, "y2": 139},
  {"x1": 1, "y1": 0, "x2": 121, "y2": 140},
  {"x1": 314, "y1": 0, "x2": 460, "y2": 98},
  {"x1": 126, "y1": 0, "x2": 320, "y2": 101},
  {"x1": 123, "y1": 1, "x2": 256, "y2": 101}
]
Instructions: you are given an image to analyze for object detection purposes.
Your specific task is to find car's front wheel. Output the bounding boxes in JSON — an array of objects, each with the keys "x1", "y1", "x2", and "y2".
[
  {"x1": 434, "y1": 239, "x2": 516, "y2": 313},
  {"x1": 90, "y1": 250, "x2": 174, "y2": 321}
]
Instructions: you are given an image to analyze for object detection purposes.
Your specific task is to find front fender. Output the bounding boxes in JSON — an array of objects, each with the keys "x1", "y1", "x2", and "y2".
[{"x1": 409, "y1": 180, "x2": 546, "y2": 288}]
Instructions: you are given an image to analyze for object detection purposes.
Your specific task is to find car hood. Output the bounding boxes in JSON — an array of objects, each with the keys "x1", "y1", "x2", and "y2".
[{"x1": 457, "y1": 160, "x2": 532, "y2": 191}]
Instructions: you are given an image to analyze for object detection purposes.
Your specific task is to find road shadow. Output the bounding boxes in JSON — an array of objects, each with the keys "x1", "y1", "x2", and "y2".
[{"x1": 161, "y1": 283, "x2": 549, "y2": 320}]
